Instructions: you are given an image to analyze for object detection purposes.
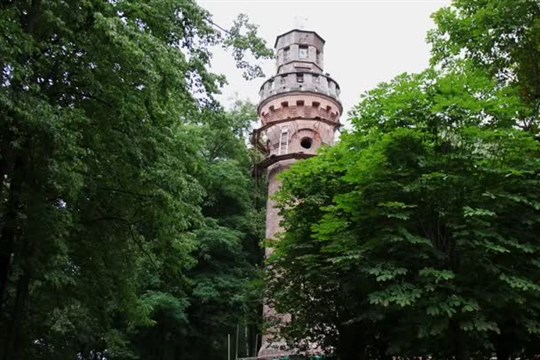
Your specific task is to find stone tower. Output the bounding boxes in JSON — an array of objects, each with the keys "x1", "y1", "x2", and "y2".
[{"x1": 252, "y1": 29, "x2": 342, "y2": 358}]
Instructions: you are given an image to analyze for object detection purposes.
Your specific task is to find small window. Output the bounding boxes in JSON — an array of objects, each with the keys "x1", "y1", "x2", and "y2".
[
  {"x1": 280, "y1": 75, "x2": 286, "y2": 84},
  {"x1": 283, "y1": 47, "x2": 290, "y2": 62},
  {"x1": 313, "y1": 75, "x2": 320, "y2": 83},
  {"x1": 326, "y1": 105, "x2": 332, "y2": 112},
  {"x1": 281, "y1": 101, "x2": 289, "y2": 108},
  {"x1": 269, "y1": 80, "x2": 274, "y2": 90},
  {"x1": 316, "y1": 50, "x2": 321, "y2": 64},
  {"x1": 269, "y1": 105, "x2": 275, "y2": 111},
  {"x1": 279, "y1": 127, "x2": 289, "y2": 155},
  {"x1": 296, "y1": 100, "x2": 305, "y2": 106},
  {"x1": 299, "y1": 45, "x2": 308, "y2": 59},
  {"x1": 312, "y1": 101, "x2": 320, "y2": 108},
  {"x1": 297, "y1": 74, "x2": 304, "y2": 83}
]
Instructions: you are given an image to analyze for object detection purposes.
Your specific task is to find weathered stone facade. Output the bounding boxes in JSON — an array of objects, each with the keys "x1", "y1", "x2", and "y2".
[{"x1": 253, "y1": 29, "x2": 341, "y2": 359}]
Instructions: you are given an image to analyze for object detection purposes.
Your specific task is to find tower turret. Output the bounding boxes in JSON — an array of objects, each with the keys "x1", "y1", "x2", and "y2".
[
  {"x1": 253, "y1": 29, "x2": 341, "y2": 359},
  {"x1": 275, "y1": 29, "x2": 325, "y2": 74}
]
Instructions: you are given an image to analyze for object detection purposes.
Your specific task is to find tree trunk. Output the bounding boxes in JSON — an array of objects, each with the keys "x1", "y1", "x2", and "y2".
[
  {"x1": 495, "y1": 346, "x2": 510, "y2": 360},
  {"x1": 452, "y1": 321, "x2": 470, "y2": 360},
  {"x1": 2, "y1": 272, "x2": 30, "y2": 360},
  {"x1": 0, "y1": 154, "x2": 23, "y2": 311},
  {"x1": 375, "y1": 339, "x2": 391, "y2": 360},
  {"x1": 494, "y1": 331, "x2": 515, "y2": 360},
  {"x1": 336, "y1": 324, "x2": 368, "y2": 360},
  {"x1": 0, "y1": 124, "x2": 13, "y2": 200}
]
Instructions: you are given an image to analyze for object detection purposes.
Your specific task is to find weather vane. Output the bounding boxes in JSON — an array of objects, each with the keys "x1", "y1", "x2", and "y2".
[{"x1": 293, "y1": 16, "x2": 309, "y2": 30}]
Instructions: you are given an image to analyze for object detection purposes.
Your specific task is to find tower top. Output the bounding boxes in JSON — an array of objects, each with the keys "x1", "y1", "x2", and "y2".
[
  {"x1": 274, "y1": 29, "x2": 326, "y2": 48},
  {"x1": 274, "y1": 29, "x2": 326, "y2": 74}
]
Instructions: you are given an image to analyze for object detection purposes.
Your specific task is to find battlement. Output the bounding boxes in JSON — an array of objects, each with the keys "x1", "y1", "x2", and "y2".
[{"x1": 258, "y1": 72, "x2": 341, "y2": 107}]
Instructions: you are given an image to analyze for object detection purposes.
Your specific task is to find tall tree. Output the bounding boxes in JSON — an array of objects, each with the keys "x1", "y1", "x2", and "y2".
[
  {"x1": 0, "y1": 1, "x2": 271, "y2": 359},
  {"x1": 269, "y1": 67, "x2": 540, "y2": 360},
  {"x1": 131, "y1": 100, "x2": 266, "y2": 360},
  {"x1": 267, "y1": 2, "x2": 540, "y2": 358}
]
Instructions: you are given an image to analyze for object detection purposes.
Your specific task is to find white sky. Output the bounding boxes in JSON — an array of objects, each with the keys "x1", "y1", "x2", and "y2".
[{"x1": 198, "y1": 0, "x2": 451, "y2": 121}]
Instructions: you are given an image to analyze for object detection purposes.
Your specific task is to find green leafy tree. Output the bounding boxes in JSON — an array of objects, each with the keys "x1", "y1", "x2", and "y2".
[
  {"x1": 0, "y1": 1, "x2": 270, "y2": 359},
  {"x1": 428, "y1": 0, "x2": 539, "y2": 131},
  {"x1": 131, "y1": 100, "x2": 265, "y2": 360},
  {"x1": 269, "y1": 67, "x2": 540, "y2": 360},
  {"x1": 267, "y1": 2, "x2": 540, "y2": 358},
  {"x1": 185, "y1": 100, "x2": 265, "y2": 360}
]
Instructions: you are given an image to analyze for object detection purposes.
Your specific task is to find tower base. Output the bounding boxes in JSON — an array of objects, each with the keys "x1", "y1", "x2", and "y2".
[{"x1": 257, "y1": 339, "x2": 292, "y2": 359}]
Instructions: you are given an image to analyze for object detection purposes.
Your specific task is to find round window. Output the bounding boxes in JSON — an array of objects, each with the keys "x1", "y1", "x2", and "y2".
[{"x1": 300, "y1": 137, "x2": 313, "y2": 149}]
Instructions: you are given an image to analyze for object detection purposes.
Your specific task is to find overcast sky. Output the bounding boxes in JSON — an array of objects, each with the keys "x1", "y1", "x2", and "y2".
[{"x1": 198, "y1": 0, "x2": 451, "y2": 120}]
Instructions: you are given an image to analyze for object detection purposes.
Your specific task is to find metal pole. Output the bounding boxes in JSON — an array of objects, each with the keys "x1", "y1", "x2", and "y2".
[
  {"x1": 245, "y1": 324, "x2": 249, "y2": 357},
  {"x1": 235, "y1": 324, "x2": 239, "y2": 359}
]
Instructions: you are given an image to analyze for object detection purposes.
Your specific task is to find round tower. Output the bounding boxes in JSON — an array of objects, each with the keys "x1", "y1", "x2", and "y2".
[{"x1": 253, "y1": 29, "x2": 342, "y2": 358}]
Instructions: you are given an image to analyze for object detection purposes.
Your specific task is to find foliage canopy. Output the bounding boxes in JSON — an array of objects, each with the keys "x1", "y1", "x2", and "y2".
[
  {"x1": 268, "y1": 1, "x2": 540, "y2": 359},
  {"x1": 0, "y1": 1, "x2": 269, "y2": 359}
]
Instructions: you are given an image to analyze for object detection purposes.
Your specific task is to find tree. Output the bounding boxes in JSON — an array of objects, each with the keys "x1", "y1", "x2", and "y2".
[
  {"x1": 269, "y1": 67, "x2": 540, "y2": 360},
  {"x1": 0, "y1": 1, "x2": 270, "y2": 359},
  {"x1": 185, "y1": 100, "x2": 265, "y2": 360},
  {"x1": 267, "y1": 2, "x2": 540, "y2": 358},
  {"x1": 131, "y1": 100, "x2": 266, "y2": 360},
  {"x1": 428, "y1": 0, "x2": 540, "y2": 132}
]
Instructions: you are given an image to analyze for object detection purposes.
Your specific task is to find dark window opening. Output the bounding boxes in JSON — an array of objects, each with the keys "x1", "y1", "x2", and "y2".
[
  {"x1": 296, "y1": 100, "x2": 305, "y2": 106},
  {"x1": 300, "y1": 137, "x2": 313, "y2": 149},
  {"x1": 297, "y1": 73, "x2": 304, "y2": 83},
  {"x1": 312, "y1": 101, "x2": 320, "y2": 108},
  {"x1": 281, "y1": 101, "x2": 289, "y2": 108},
  {"x1": 316, "y1": 50, "x2": 321, "y2": 64},
  {"x1": 269, "y1": 105, "x2": 275, "y2": 111},
  {"x1": 326, "y1": 105, "x2": 332, "y2": 112}
]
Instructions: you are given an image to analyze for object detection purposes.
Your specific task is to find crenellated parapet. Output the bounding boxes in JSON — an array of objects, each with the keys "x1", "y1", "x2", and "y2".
[{"x1": 258, "y1": 71, "x2": 341, "y2": 108}]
